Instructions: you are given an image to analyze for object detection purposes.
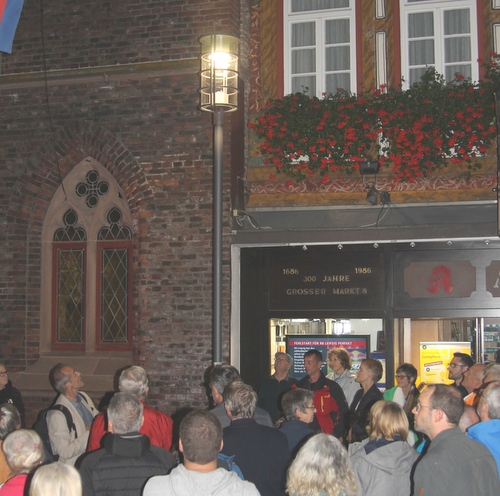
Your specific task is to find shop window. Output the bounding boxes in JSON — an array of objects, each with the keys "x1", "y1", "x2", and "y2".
[
  {"x1": 400, "y1": 0, "x2": 478, "y2": 87},
  {"x1": 283, "y1": 0, "x2": 356, "y2": 96},
  {"x1": 42, "y1": 159, "x2": 133, "y2": 352}
]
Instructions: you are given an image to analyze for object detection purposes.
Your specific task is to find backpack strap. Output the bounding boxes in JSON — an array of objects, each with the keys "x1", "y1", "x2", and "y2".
[{"x1": 51, "y1": 404, "x2": 78, "y2": 439}]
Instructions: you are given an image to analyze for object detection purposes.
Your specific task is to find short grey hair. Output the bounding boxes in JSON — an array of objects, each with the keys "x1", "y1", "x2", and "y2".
[
  {"x1": 3, "y1": 429, "x2": 44, "y2": 473},
  {"x1": 281, "y1": 388, "x2": 314, "y2": 421},
  {"x1": 119, "y1": 366, "x2": 148, "y2": 400},
  {"x1": 51, "y1": 363, "x2": 72, "y2": 394},
  {"x1": 0, "y1": 404, "x2": 21, "y2": 440},
  {"x1": 485, "y1": 363, "x2": 500, "y2": 382},
  {"x1": 209, "y1": 365, "x2": 240, "y2": 395},
  {"x1": 483, "y1": 382, "x2": 500, "y2": 419},
  {"x1": 107, "y1": 393, "x2": 143, "y2": 434},
  {"x1": 223, "y1": 381, "x2": 257, "y2": 420}
]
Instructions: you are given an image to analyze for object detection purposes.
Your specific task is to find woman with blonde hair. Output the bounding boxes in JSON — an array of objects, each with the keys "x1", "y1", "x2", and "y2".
[
  {"x1": 349, "y1": 401, "x2": 418, "y2": 496},
  {"x1": 0, "y1": 429, "x2": 44, "y2": 496},
  {"x1": 29, "y1": 462, "x2": 82, "y2": 496},
  {"x1": 287, "y1": 433, "x2": 357, "y2": 496}
]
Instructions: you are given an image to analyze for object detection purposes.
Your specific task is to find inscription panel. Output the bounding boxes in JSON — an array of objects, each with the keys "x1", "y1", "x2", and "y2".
[{"x1": 269, "y1": 250, "x2": 385, "y2": 311}]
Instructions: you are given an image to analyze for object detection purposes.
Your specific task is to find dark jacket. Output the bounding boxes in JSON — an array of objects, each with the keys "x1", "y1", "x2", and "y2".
[
  {"x1": 297, "y1": 372, "x2": 349, "y2": 438},
  {"x1": 0, "y1": 381, "x2": 25, "y2": 427},
  {"x1": 79, "y1": 432, "x2": 175, "y2": 496},
  {"x1": 257, "y1": 375, "x2": 298, "y2": 422},
  {"x1": 221, "y1": 418, "x2": 289, "y2": 496},
  {"x1": 279, "y1": 420, "x2": 314, "y2": 455},
  {"x1": 350, "y1": 383, "x2": 383, "y2": 415}
]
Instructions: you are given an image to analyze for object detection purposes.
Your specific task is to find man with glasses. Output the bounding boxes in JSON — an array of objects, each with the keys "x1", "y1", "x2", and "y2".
[
  {"x1": 447, "y1": 352, "x2": 474, "y2": 398},
  {"x1": 411, "y1": 384, "x2": 499, "y2": 495},
  {"x1": 0, "y1": 364, "x2": 24, "y2": 427}
]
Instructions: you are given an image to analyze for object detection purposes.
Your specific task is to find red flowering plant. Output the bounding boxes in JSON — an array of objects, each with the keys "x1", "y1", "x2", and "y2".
[{"x1": 249, "y1": 62, "x2": 500, "y2": 184}]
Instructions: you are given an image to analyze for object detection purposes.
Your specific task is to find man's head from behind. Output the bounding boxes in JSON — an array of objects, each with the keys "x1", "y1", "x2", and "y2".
[
  {"x1": 484, "y1": 363, "x2": 500, "y2": 384},
  {"x1": 0, "y1": 404, "x2": 20, "y2": 440},
  {"x1": 179, "y1": 410, "x2": 222, "y2": 466},
  {"x1": 209, "y1": 365, "x2": 240, "y2": 405},
  {"x1": 223, "y1": 381, "x2": 257, "y2": 420},
  {"x1": 478, "y1": 382, "x2": 500, "y2": 421},
  {"x1": 107, "y1": 392, "x2": 143, "y2": 435},
  {"x1": 119, "y1": 366, "x2": 149, "y2": 400}
]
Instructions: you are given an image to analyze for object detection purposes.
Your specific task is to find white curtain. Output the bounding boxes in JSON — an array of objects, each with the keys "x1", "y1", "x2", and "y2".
[{"x1": 408, "y1": 8, "x2": 471, "y2": 85}]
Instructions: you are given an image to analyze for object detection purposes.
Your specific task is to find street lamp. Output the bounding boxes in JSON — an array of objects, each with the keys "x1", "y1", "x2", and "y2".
[{"x1": 199, "y1": 34, "x2": 239, "y2": 365}]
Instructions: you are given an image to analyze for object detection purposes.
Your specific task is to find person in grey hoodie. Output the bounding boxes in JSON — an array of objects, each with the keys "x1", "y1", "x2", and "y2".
[
  {"x1": 350, "y1": 400, "x2": 418, "y2": 496},
  {"x1": 143, "y1": 409, "x2": 260, "y2": 496}
]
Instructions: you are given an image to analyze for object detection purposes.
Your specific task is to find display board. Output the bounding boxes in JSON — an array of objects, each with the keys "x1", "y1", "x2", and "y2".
[
  {"x1": 419, "y1": 341, "x2": 471, "y2": 385},
  {"x1": 286, "y1": 334, "x2": 371, "y2": 381}
]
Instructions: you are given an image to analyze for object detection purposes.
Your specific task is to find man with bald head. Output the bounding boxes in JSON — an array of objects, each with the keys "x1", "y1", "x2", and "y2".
[{"x1": 462, "y1": 363, "x2": 487, "y2": 406}]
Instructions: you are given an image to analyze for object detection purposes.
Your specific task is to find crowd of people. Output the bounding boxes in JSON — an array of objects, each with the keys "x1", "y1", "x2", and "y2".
[{"x1": 0, "y1": 349, "x2": 498, "y2": 496}]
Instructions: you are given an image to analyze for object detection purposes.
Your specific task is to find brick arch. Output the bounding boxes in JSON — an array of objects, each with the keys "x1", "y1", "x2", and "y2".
[{"x1": 5, "y1": 121, "x2": 155, "y2": 367}]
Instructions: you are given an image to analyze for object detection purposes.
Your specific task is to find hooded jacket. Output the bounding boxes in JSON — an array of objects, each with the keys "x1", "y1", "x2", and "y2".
[
  {"x1": 350, "y1": 438, "x2": 418, "y2": 496},
  {"x1": 143, "y1": 464, "x2": 260, "y2": 496}
]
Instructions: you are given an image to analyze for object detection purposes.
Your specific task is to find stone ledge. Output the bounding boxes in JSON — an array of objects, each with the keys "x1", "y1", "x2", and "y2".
[{"x1": 10, "y1": 352, "x2": 133, "y2": 398}]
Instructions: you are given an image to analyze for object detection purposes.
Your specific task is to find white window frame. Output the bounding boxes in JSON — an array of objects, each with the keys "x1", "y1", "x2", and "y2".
[
  {"x1": 283, "y1": 1, "x2": 357, "y2": 97},
  {"x1": 400, "y1": 0, "x2": 478, "y2": 89}
]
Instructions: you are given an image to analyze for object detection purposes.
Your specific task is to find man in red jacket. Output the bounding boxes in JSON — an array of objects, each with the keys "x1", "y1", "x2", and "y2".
[{"x1": 87, "y1": 366, "x2": 172, "y2": 452}]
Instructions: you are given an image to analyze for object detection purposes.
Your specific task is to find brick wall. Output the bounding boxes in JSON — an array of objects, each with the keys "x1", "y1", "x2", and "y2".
[{"x1": 0, "y1": 0, "x2": 247, "y2": 420}]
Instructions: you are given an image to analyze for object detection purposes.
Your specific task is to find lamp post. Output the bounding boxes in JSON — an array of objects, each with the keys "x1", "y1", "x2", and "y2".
[{"x1": 199, "y1": 34, "x2": 239, "y2": 364}]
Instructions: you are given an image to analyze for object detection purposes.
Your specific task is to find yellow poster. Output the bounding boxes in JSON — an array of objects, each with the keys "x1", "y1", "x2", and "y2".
[{"x1": 419, "y1": 342, "x2": 471, "y2": 385}]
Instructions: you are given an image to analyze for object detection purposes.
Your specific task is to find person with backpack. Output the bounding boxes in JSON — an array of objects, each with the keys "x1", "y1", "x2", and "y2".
[{"x1": 46, "y1": 363, "x2": 98, "y2": 465}]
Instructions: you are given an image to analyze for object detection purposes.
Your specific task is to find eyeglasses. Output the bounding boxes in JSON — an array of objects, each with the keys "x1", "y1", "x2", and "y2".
[
  {"x1": 0, "y1": 372, "x2": 8, "y2": 377},
  {"x1": 448, "y1": 363, "x2": 464, "y2": 369},
  {"x1": 414, "y1": 402, "x2": 433, "y2": 412},
  {"x1": 305, "y1": 406, "x2": 316, "y2": 410},
  {"x1": 395, "y1": 375, "x2": 408, "y2": 380}
]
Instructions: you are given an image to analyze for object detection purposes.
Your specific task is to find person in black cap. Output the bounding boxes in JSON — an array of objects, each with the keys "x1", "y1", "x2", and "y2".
[{"x1": 258, "y1": 352, "x2": 298, "y2": 423}]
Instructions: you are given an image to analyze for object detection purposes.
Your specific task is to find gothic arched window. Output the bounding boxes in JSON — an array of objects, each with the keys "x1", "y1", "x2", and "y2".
[{"x1": 42, "y1": 158, "x2": 133, "y2": 352}]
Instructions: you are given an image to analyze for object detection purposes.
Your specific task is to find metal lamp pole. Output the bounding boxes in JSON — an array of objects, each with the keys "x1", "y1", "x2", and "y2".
[{"x1": 199, "y1": 34, "x2": 239, "y2": 364}]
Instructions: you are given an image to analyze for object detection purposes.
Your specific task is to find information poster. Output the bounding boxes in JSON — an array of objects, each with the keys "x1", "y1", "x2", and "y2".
[
  {"x1": 419, "y1": 342, "x2": 471, "y2": 385},
  {"x1": 286, "y1": 335, "x2": 370, "y2": 381}
]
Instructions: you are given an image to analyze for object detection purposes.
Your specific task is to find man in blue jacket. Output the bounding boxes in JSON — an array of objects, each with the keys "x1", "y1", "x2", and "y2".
[{"x1": 466, "y1": 381, "x2": 500, "y2": 476}]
